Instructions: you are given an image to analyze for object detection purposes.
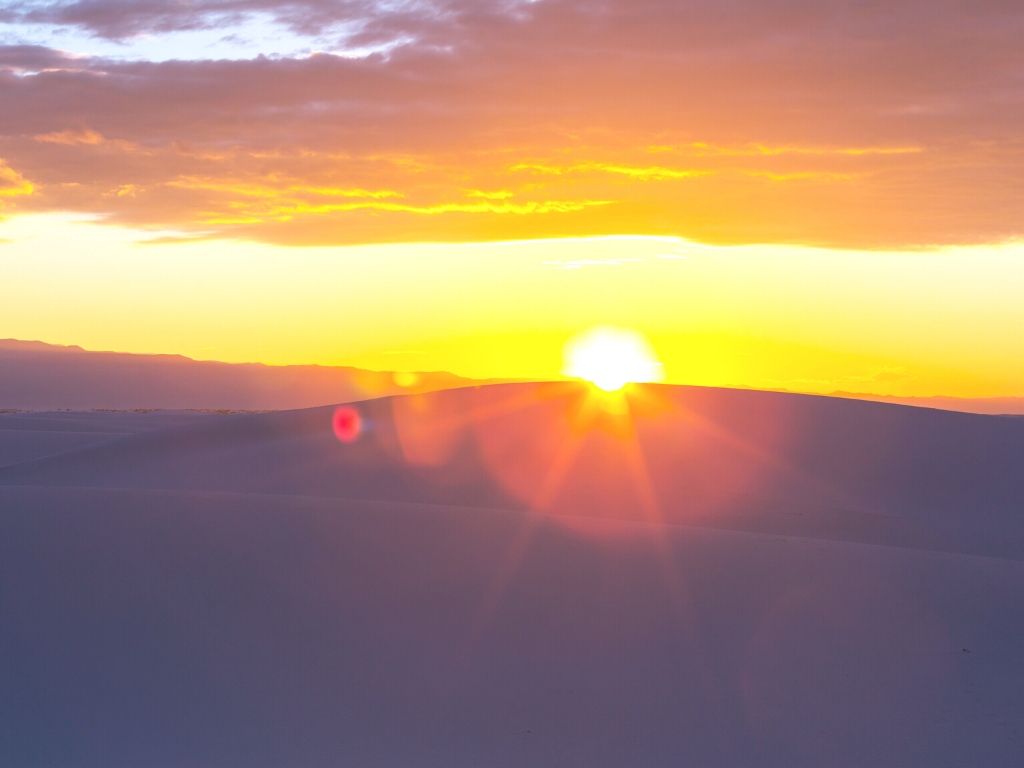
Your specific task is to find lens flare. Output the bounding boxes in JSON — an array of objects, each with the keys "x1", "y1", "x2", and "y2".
[
  {"x1": 563, "y1": 327, "x2": 664, "y2": 392},
  {"x1": 332, "y1": 405, "x2": 363, "y2": 443},
  {"x1": 393, "y1": 371, "x2": 420, "y2": 388}
]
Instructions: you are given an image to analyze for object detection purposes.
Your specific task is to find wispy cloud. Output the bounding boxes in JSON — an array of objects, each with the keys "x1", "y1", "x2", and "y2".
[
  {"x1": 0, "y1": 160, "x2": 34, "y2": 199},
  {"x1": 512, "y1": 162, "x2": 710, "y2": 181},
  {"x1": 669, "y1": 142, "x2": 925, "y2": 158}
]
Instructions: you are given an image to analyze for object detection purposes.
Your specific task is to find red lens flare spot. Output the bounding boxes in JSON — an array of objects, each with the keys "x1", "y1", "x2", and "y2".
[{"x1": 332, "y1": 405, "x2": 363, "y2": 444}]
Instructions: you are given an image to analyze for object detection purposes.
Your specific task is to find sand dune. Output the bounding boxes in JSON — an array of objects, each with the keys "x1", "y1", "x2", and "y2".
[
  {"x1": 1, "y1": 383, "x2": 1022, "y2": 766},
  {"x1": 3, "y1": 382, "x2": 1022, "y2": 557},
  {"x1": 0, "y1": 410, "x2": 219, "y2": 468},
  {"x1": 1, "y1": 485, "x2": 1021, "y2": 767}
]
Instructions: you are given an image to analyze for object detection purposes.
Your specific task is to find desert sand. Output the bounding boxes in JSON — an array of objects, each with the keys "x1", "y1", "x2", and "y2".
[{"x1": 1, "y1": 383, "x2": 1022, "y2": 766}]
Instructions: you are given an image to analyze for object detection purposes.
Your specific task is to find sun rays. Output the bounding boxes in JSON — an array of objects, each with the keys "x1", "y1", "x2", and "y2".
[{"x1": 563, "y1": 327, "x2": 664, "y2": 392}]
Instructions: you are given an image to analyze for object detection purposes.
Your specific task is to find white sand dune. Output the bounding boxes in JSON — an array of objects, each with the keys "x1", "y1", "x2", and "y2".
[
  {"x1": 1, "y1": 383, "x2": 1022, "y2": 766},
  {"x1": 3, "y1": 383, "x2": 1022, "y2": 556},
  {"x1": 0, "y1": 410, "x2": 218, "y2": 468},
  {"x1": 1, "y1": 486, "x2": 1021, "y2": 767}
]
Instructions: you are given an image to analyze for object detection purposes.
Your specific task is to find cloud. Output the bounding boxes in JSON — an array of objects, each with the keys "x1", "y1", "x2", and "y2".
[
  {"x1": 0, "y1": 1, "x2": 1022, "y2": 246},
  {"x1": 0, "y1": 160, "x2": 35, "y2": 199},
  {"x1": 671, "y1": 142, "x2": 925, "y2": 158},
  {"x1": 197, "y1": 197, "x2": 610, "y2": 226},
  {"x1": 511, "y1": 162, "x2": 710, "y2": 181},
  {"x1": 0, "y1": 43, "x2": 81, "y2": 73},
  {"x1": 34, "y1": 128, "x2": 106, "y2": 145},
  {"x1": 743, "y1": 170, "x2": 860, "y2": 182},
  {"x1": 465, "y1": 189, "x2": 515, "y2": 200},
  {"x1": 2, "y1": 0, "x2": 530, "y2": 44},
  {"x1": 167, "y1": 175, "x2": 404, "y2": 200}
]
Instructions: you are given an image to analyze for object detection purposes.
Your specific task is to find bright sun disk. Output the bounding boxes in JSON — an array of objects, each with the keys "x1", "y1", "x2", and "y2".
[{"x1": 563, "y1": 327, "x2": 664, "y2": 392}]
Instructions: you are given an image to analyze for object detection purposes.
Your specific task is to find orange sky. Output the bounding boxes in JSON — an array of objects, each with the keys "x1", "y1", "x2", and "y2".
[{"x1": 2, "y1": 1, "x2": 1023, "y2": 396}]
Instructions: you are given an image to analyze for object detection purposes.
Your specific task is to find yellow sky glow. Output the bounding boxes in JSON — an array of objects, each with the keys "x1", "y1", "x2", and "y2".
[{"x1": 2, "y1": 214, "x2": 1022, "y2": 398}]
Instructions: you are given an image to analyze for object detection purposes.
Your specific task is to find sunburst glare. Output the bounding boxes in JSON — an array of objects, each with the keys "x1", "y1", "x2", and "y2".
[{"x1": 563, "y1": 327, "x2": 664, "y2": 392}]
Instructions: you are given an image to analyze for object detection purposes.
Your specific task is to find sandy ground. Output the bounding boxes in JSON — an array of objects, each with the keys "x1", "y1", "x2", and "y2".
[{"x1": 1, "y1": 384, "x2": 1022, "y2": 766}]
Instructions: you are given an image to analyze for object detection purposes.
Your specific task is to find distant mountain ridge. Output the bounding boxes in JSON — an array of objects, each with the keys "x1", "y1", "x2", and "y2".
[
  {"x1": 0, "y1": 339, "x2": 482, "y2": 410},
  {"x1": 2, "y1": 338, "x2": 1021, "y2": 414}
]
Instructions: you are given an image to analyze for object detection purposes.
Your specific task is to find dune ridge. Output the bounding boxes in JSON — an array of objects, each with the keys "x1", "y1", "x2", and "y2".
[
  {"x1": 0, "y1": 339, "x2": 480, "y2": 410},
  {"x1": 3, "y1": 382, "x2": 1023, "y2": 558}
]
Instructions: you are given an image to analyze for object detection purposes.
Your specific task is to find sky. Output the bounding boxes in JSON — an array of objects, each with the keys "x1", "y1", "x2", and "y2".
[{"x1": 1, "y1": 0, "x2": 1023, "y2": 396}]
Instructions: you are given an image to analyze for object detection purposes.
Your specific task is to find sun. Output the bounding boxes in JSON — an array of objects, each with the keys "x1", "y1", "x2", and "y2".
[{"x1": 563, "y1": 327, "x2": 664, "y2": 392}]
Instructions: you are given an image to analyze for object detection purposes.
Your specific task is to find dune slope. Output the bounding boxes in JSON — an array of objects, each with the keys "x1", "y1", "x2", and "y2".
[
  {"x1": 1, "y1": 485, "x2": 1022, "y2": 768},
  {"x1": 0, "y1": 410, "x2": 218, "y2": 468}
]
